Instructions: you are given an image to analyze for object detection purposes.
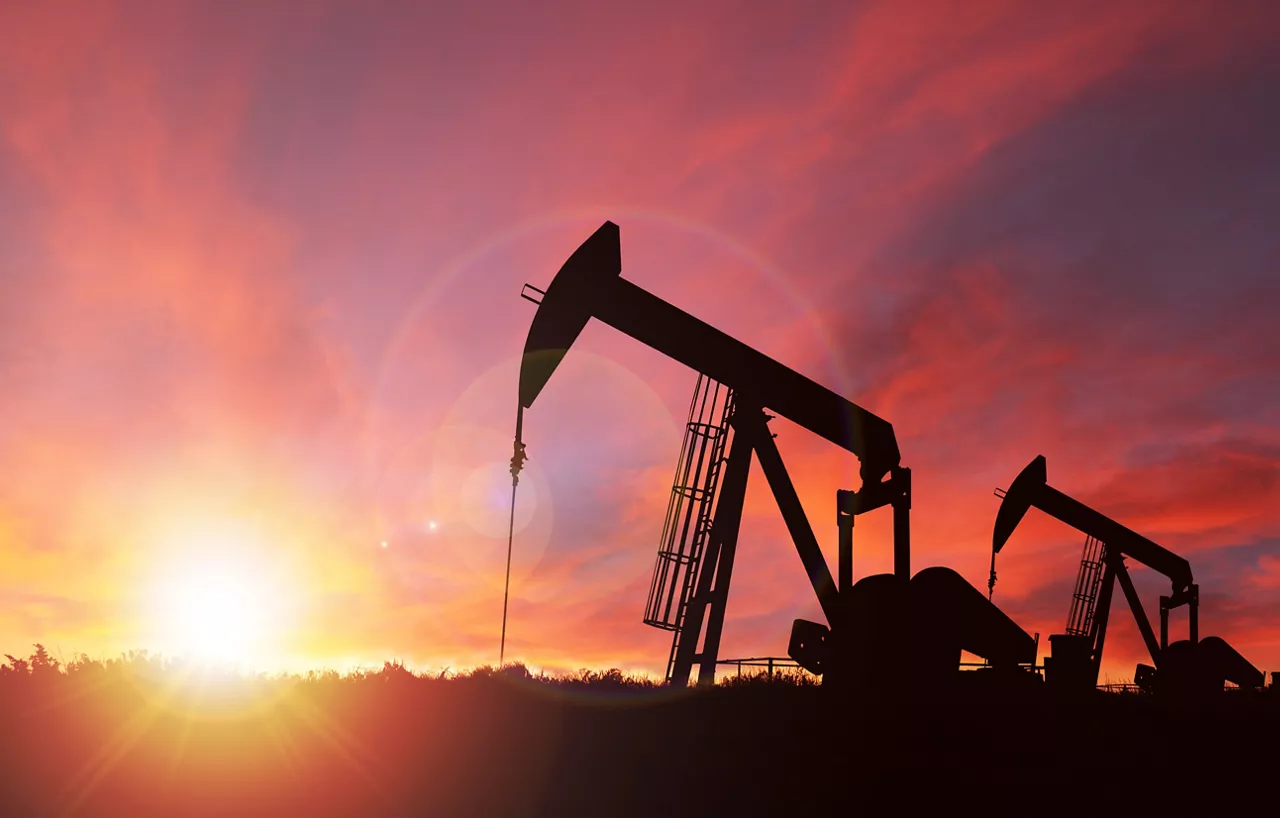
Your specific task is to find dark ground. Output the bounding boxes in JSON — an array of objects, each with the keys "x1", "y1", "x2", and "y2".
[{"x1": 1, "y1": 664, "x2": 1275, "y2": 817}]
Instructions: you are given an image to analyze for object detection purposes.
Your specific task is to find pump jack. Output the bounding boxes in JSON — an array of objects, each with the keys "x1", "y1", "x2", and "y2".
[
  {"x1": 992, "y1": 454, "x2": 1263, "y2": 696},
  {"x1": 517, "y1": 221, "x2": 1036, "y2": 690}
]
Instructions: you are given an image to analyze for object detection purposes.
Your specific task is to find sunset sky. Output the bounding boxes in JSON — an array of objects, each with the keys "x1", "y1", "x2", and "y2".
[{"x1": 1, "y1": 0, "x2": 1277, "y2": 684}]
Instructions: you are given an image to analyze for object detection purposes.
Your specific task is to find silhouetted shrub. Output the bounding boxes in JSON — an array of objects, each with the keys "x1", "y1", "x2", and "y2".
[
  {"x1": 718, "y1": 667, "x2": 819, "y2": 687},
  {"x1": 499, "y1": 661, "x2": 531, "y2": 680}
]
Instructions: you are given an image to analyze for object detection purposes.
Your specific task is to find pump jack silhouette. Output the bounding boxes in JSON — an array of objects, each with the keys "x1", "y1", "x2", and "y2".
[
  {"x1": 515, "y1": 221, "x2": 1035, "y2": 692},
  {"x1": 993, "y1": 454, "x2": 1264, "y2": 696}
]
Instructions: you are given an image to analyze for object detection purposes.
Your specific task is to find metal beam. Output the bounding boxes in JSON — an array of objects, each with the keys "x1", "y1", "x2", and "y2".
[
  {"x1": 518, "y1": 222, "x2": 900, "y2": 486},
  {"x1": 747, "y1": 409, "x2": 841, "y2": 625},
  {"x1": 1112, "y1": 557, "x2": 1162, "y2": 666},
  {"x1": 1037, "y1": 484, "x2": 1193, "y2": 592}
]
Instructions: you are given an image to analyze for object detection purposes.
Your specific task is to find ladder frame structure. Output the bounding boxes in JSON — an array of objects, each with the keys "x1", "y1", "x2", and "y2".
[
  {"x1": 1065, "y1": 535, "x2": 1106, "y2": 637},
  {"x1": 643, "y1": 374, "x2": 736, "y2": 683}
]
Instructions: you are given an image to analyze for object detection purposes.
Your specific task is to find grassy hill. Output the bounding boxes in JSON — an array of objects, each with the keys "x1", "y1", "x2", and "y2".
[{"x1": 2, "y1": 646, "x2": 1275, "y2": 816}]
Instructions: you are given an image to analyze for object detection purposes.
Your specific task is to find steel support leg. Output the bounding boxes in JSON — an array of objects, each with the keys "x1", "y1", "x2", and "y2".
[
  {"x1": 669, "y1": 411, "x2": 753, "y2": 687},
  {"x1": 838, "y1": 505, "x2": 853, "y2": 595},
  {"x1": 1089, "y1": 563, "x2": 1117, "y2": 686},
  {"x1": 1190, "y1": 585, "x2": 1198, "y2": 644},
  {"x1": 893, "y1": 468, "x2": 911, "y2": 581},
  {"x1": 1160, "y1": 598, "x2": 1170, "y2": 652}
]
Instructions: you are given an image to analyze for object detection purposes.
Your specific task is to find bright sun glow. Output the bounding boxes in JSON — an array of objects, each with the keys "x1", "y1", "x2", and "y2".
[
  {"x1": 146, "y1": 518, "x2": 297, "y2": 668},
  {"x1": 163, "y1": 570, "x2": 266, "y2": 663}
]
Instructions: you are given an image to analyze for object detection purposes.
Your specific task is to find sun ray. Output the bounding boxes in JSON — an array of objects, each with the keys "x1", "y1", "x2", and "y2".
[
  {"x1": 56, "y1": 662, "x2": 194, "y2": 817},
  {"x1": 280, "y1": 690, "x2": 388, "y2": 803}
]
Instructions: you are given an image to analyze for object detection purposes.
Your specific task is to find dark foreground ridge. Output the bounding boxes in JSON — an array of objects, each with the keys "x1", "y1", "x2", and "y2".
[{"x1": 2, "y1": 653, "x2": 1277, "y2": 817}]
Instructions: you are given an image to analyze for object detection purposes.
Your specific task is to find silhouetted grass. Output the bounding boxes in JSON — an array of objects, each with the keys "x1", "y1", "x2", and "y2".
[{"x1": 1, "y1": 645, "x2": 1275, "y2": 816}]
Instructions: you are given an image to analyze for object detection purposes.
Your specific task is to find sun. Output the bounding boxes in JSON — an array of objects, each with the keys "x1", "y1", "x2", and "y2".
[
  {"x1": 145, "y1": 520, "x2": 296, "y2": 667},
  {"x1": 162, "y1": 569, "x2": 265, "y2": 664}
]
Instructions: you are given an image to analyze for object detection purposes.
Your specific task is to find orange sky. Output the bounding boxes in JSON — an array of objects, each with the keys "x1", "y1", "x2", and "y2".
[{"x1": 0, "y1": 0, "x2": 1277, "y2": 683}]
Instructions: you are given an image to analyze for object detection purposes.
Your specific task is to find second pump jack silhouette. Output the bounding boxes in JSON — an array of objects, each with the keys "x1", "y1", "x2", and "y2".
[{"x1": 992, "y1": 455, "x2": 1263, "y2": 696}]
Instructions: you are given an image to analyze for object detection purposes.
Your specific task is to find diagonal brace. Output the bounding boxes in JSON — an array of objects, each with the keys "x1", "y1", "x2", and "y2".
[
  {"x1": 1112, "y1": 556, "x2": 1162, "y2": 666},
  {"x1": 743, "y1": 407, "x2": 841, "y2": 625}
]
